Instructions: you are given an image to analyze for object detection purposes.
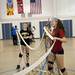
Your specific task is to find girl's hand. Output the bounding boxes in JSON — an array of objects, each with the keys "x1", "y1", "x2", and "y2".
[
  {"x1": 29, "y1": 36, "x2": 32, "y2": 39},
  {"x1": 24, "y1": 36, "x2": 29, "y2": 39},
  {"x1": 53, "y1": 37, "x2": 60, "y2": 40}
]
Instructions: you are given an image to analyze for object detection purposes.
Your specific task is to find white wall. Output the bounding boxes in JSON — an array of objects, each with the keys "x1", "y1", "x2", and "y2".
[
  {"x1": 0, "y1": 0, "x2": 54, "y2": 19},
  {"x1": 40, "y1": 0, "x2": 54, "y2": 16},
  {"x1": 55, "y1": 0, "x2": 75, "y2": 17},
  {"x1": 0, "y1": 23, "x2": 3, "y2": 39},
  {"x1": 0, "y1": 0, "x2": 75, "y2": 39},
  {"x1": 72, "y1": 17, "x2": 75, "y2": 37},
  {"x1": 0, "y1": 0, "x2": 54, "y2": 39},
  {"x1": 53, "y1": 0, "x2": 75, "y2": 37},
  {"x1": 1, "y1": 0, "x2": 75, "y2": 18}
]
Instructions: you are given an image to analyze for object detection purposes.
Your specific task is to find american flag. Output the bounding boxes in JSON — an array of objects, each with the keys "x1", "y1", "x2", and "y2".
[{"x1": 30, "y1": 0, "x2": 42, "y2": 14}]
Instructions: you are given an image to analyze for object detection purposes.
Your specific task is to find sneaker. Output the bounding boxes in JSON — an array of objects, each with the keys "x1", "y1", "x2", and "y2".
[
  {"x1": 16, "y1": 65, "x2": 20, "y2": 69},
  {"x1": 26, "y1": 63, "x2": 30, "y2": 67}
]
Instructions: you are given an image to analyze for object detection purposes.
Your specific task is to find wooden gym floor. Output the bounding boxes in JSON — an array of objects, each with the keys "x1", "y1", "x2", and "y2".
[{"x1": 0, "y1": 38, "x2": 75, "y2": 75}]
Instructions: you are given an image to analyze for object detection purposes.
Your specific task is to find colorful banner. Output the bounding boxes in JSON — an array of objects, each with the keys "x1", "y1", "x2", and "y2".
[
  {"x1": 17, "y1": 0, "x2": 24, "y2": 14},
  {"x1": 7, "y1": 0, "x2": 14, "y2": 16}
]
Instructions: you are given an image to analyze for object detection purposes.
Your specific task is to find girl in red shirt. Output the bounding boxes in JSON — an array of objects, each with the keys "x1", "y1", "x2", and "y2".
[{"x1": 47, "y1": 18, "x2": 68, "y2": 75}]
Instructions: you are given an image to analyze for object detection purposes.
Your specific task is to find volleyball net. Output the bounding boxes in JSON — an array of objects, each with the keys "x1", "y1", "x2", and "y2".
[{"x1": 14, "y1": 26, "x2": 56, "y2": 75}]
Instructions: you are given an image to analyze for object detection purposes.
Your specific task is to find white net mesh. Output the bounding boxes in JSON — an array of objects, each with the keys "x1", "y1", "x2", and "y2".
[
  {"x1": 13, "y1": 27, "x2": 57, "y2": 75},
  {"x1": 0, "y1": 27, "x2": 75, "y2": 75}
]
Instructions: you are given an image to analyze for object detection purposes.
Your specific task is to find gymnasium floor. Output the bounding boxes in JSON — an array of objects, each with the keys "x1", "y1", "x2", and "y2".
[{"x1": 0, "y1": 38, "x2": 75, "y2": 75}]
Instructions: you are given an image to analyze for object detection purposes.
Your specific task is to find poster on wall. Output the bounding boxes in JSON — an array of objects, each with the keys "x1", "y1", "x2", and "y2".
[
  {"x1": 17, "y1": 0, "x2": 24, "y2": 14},
  {"x1": 6, "y1": 0, "x2": 14, "y2": 16}
]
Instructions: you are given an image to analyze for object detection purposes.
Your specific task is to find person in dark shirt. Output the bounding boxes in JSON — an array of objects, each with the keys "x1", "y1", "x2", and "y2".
[
  {"x1": 11, "y1": 26, "x2": 17, "y2": 45},
  {"x1": 47, "y1": 18, "x2": 68, "y2": 75},
  {"x1": 16, "y1": 24, "x2": 32, "y2": 69}
]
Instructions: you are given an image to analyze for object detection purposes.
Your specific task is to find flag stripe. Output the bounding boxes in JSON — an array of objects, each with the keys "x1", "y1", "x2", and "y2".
[{"x1": 30, "y1": 0, "x2": 42, "y2": 14}]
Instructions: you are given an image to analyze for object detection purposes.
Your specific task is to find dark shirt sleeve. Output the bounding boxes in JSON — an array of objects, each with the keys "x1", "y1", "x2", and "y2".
[
  {"x1": 20, "y1": 30, "x2": 22, "y2": 33},
  {"x1": 29, "y1": 31, "x2": 33, "y2": 36}
]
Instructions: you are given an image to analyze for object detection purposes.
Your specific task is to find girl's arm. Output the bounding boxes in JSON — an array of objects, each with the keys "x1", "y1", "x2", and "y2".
[{"x1": 54, "y1": 37, "x2": 67, "y2": 43}]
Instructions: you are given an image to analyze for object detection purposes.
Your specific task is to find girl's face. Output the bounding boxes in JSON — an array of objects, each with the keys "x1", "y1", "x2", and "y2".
[
  {"x1": 51, "y1": 20, "x2": 58, "y2": 28},
  {"x1": 23, "y1": 23, "x2": 28, "y2": 30}
]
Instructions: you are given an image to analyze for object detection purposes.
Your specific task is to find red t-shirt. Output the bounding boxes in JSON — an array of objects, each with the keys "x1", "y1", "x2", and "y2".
[{"x1": 51, "y1": 28, "x2": 65, "y2": 53}]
